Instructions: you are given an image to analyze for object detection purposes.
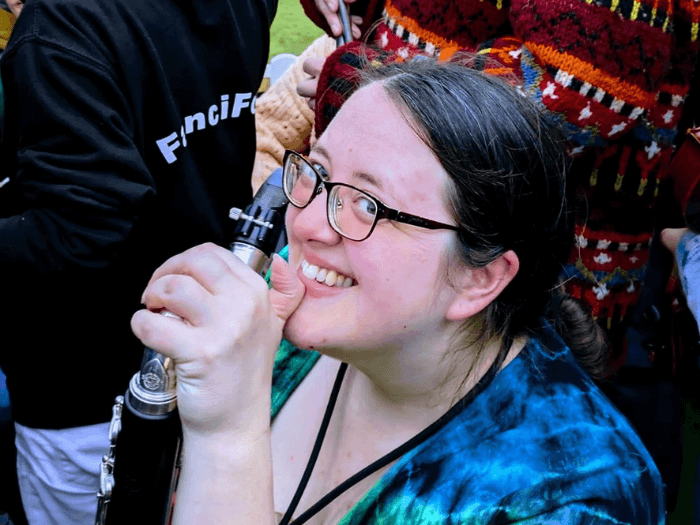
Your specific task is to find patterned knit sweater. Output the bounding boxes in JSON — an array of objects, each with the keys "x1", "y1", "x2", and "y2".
[{"x1": 301, "y1": 0, "x2": 700, "y2": 361}]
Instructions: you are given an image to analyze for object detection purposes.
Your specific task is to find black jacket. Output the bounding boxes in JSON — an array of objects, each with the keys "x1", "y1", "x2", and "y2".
[{"x1": 0, "y1": 0, "x2": 276, "y2": 428}]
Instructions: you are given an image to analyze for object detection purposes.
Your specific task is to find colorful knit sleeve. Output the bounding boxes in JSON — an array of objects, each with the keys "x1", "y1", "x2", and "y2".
[
  {"x1": 501, "y1": 1, "x2": 699, "y2": 153},
  {"x1": 312, "y1": 0, "x2": 700, "y2": 154}
]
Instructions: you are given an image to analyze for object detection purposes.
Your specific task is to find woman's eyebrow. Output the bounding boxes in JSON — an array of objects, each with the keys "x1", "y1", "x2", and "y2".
[
  {"x1": 353, "y1": 171, "x2": 384, "y2": 191},
  {"x1": 309, "y1": 144, "x2": 330, "y2": 159},
  {"x1": 311, "y1": 143, "x2": 386, "y2": 191}
]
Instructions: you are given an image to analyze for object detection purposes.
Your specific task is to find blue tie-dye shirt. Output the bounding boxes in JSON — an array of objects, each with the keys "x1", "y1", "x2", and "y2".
[{"x1": 271, "y1": 326, "x2": 664, "y2": 524}]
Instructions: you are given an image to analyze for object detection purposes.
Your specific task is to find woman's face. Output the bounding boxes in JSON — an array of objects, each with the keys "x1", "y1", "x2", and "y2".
[{"x1": 284, "y1": 83, "x2": 462, "y2": 358}]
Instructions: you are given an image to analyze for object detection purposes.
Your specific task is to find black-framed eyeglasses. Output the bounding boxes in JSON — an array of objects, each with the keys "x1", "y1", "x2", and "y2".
[{"x1": 282, "y1": 150, "x2": 460, "y2": 242}]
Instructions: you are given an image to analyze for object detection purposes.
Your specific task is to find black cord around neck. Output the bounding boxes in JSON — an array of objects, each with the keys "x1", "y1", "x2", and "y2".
[
  {"x1": 280, "y1": 346, "x2": 509, "y2": 525},
  {"x1": 278, "y1": 362, "x2": 348, "y2": 525}
]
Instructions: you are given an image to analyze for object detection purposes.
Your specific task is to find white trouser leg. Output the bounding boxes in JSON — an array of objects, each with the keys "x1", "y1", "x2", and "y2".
[{"x1": 15, "y1": 422, "x2": 110, "y2": 525}]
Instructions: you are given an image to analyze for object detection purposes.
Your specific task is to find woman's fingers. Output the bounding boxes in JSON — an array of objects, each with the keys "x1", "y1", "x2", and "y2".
[
  {"x1": 269, "y1": 254, "x2": 306, "y2": 323},
  {"x1": 131, "y1": 307, "x2": 195, "y2": 360},
  {"x1": 147, "y1": 243, "x2": 249, "y2": 295},
  {"x1": 141, "y1": 273, "x2": 212, "y2": 327},
  {"x1": 134, "y1": 243, "x2": 269, "y2": 359}
]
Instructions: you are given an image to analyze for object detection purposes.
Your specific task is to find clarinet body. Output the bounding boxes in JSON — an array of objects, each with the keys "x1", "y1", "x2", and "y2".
[{"x1": 96, "y1": 169, "x2": 288, "y2": 525}]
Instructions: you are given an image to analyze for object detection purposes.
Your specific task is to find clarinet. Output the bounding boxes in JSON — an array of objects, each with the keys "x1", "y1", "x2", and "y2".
[{"x1": 95, "y1": 169, "x2": 288, "y2": 525}]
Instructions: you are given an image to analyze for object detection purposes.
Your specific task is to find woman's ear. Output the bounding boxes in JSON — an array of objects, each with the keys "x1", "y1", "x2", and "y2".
[{"x1": 446, "y1": 250, "x2": 519, "y2": 322}]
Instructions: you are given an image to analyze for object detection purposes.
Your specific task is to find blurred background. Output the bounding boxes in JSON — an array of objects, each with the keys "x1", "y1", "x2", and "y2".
[{"x1": 269, "y1": 0, "x2": 323, "y2": 58}]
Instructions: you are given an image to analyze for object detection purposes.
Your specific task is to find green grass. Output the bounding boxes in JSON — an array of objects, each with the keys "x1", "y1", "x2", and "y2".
[{"x1": 269, "y1": 0, "x2": 324, "y2": 58}]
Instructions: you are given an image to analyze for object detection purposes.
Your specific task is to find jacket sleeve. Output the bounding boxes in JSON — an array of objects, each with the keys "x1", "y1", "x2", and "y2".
[
  {"x1": 0, "y1": 34, "x2": 155, "y2": 278},
  {"x1": 252, "y1": 34, "x2": 336, "y2": 192}
]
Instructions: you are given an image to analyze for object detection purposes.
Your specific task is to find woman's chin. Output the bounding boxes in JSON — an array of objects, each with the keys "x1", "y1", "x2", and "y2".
[{"x1": 282, "y1": 311, "x2": 319, "y2": 350}]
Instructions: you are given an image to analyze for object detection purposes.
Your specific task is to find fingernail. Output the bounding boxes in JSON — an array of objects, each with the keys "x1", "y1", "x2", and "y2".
[{"x1": 331, "y1": 22, "x2": 340, "y2": 35}]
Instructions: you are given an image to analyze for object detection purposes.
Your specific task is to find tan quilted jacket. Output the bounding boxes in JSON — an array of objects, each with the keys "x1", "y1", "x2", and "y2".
[{"x1": 252, "y1": 35, "x2": 336, "y2": 192}]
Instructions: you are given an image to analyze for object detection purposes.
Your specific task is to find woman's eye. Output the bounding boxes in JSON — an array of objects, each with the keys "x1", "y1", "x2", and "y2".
[
  {"x1": 352, "y1": 195, "x2": 377, "y2": 221},
  {"x1": 311, "y1": 162, "x2": 329, "y2": 181}
]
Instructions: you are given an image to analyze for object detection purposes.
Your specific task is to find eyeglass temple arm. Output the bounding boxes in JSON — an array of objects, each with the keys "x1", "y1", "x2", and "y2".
[{"x1": 384, "y1": 209, "x2": 459, "y2": 231}]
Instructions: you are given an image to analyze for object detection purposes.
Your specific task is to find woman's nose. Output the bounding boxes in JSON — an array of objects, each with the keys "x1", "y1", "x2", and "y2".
[{"x1": 288, "y1": 189, "x2": 342, "y2": 245}]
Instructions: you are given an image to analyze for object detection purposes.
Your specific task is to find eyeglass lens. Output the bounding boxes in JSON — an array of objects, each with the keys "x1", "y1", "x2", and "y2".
[{"x1": 284, "y1": 153, "x2": 379, "y2": 241}]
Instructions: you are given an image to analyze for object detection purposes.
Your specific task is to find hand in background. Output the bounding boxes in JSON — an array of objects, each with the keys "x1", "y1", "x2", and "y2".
[
  {"x1": 6, "y1": 0, "x2": 22, "y2": 17},
  {"x1": 661, "y1": 227, "x2": 700, "y2": 324},
  {"x1": 296, "y1": 57, "x2": 325, "y2": 110},
  {"x1": 660, "y1": 228, "x2": 688, "y2": 255},
  {"x1": 297, "y1": 2, "x2": 363, "y2": 112},
  {"x1": 313, "y1": 0, "x2": 362, "y2": 39}
]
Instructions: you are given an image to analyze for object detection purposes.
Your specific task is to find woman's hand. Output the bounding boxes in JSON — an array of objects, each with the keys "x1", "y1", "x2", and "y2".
[
  {"x1": 313, "y1": 0, "x2": 362, "y2": 40},
  {"x1": 131, "y1": 243, "x2": 305, "y2": 440}
]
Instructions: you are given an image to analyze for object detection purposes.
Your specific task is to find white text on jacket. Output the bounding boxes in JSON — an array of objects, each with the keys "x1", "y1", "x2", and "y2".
[{"x1": 156, "y1": 92, "x2": 257, "y2": 164}]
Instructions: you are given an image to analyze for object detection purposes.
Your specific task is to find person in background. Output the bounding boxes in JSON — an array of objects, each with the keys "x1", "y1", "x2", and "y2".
[{"x1": 0, "y1": 0, "x2": 276, "y2": 523}]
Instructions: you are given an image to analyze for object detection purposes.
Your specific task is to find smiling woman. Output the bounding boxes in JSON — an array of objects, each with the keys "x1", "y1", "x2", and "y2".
[{"x1": 131, "y1": 58, "x2": 664, "y2": 525}]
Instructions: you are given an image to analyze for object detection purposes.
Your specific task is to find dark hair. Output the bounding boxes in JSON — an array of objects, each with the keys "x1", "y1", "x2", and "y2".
[{"x1": 361, "y1": 58, "x2": 607, "y2": 378}]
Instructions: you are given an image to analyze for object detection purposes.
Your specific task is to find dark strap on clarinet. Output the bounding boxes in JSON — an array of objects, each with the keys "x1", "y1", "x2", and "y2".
[{"x1": 281, "y1": 340, "x2": 511, "y2": 525}]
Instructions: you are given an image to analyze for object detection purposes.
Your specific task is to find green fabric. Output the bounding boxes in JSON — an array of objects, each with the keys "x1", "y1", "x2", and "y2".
[
  {"x1": 267, "y1": 245, "x2": 322, "y2": 420},
  {"x1": 271, "y1": 339, "x2": 320, "y2": 419}
]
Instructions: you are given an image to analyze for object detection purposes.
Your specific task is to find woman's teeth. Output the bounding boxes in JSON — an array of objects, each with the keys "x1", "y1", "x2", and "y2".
[{"x1": 301, "y1": 260, "x2": 354, "y2": 287}]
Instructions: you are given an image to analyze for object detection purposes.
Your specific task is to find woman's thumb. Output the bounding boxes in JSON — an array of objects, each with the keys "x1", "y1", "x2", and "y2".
[{"x1": 269, "y1": 254, "x2": 306, "y2": 322}]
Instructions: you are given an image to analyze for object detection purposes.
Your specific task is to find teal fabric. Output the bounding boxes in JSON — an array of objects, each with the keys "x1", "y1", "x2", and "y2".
[
  {"x1": 267, "y1": 245, "x2": 322, "y2": 419},
  {"x1": 270, "y1": 327, "x2": 664, "y2": 524}
]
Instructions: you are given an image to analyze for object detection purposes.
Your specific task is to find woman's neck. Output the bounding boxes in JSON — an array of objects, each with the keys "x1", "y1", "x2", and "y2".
[{"x1": 325, "y1": 333, "x2": 527, "y2": 432}]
